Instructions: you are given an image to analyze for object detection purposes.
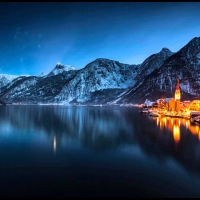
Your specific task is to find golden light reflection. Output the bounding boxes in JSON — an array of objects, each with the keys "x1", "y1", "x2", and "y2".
[
  {"x1": 189, "y1": 125, "x2": 199, "y2": 135},
  {"x1": 153, "y1": 115, "x2": 200, "y2": 145},
  {"x1": 186, "y1": 121, "x2": 188, "y2": 129},
  {"x1": 53, "y1": 135, "x2": 56, "y2": 153},
  {"x1": 198, "y1": 131, "x2": 200, "y2": 140},
  {"x1": 173, "y1": 124, "x2": 180, "y2": 144}
]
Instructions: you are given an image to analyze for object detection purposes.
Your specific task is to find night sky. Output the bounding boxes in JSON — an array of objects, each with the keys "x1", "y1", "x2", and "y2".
[{"x1": 1, "y1": 2, "x2": 200, "y2": 76}]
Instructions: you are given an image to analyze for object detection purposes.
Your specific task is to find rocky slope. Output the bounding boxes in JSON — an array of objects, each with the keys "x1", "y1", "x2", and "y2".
[
  {"x1": 0, "y1": 60, "x2": 139, "y2": 104},
  {"x1": 54, "y1": 58, "x2": 140, "y2": 103},
  {"x1": 117, "y1": 37, "x2": 200, "y2": 104},
  {"x1": 0, "y1": 37, "x2": 200, "y2": 105}
]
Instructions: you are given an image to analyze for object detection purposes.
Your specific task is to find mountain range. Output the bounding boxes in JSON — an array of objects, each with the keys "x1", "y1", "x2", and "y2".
[
  {"x1": 117, "y1": 37, "x2": 200, "y2": 104},
  {"x1": 0, "y1": 37, "x2": 200, "y2": 105}
]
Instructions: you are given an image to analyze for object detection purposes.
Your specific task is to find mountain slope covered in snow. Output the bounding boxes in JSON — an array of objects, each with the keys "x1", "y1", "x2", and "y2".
[
  {"x1": 0, "y1": 37, "x2": 200, "y2": 105},
  {"x1": 0, "y1": 60, "x2": 139, "y2": 104},
  {"x1": 117, "y1": 37, "x2": 200, "y2": 103},
  {"x1": 0, "y1": 74, "x2": 19, "y2": 88},
  {"x1": 54, "y1": 58, "x2": 140, "y2": 103}
]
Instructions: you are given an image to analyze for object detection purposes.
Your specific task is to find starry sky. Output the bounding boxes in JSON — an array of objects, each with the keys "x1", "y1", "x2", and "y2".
[{"x1": 1, "y1": 2, "x2": 200, "y2": 76}]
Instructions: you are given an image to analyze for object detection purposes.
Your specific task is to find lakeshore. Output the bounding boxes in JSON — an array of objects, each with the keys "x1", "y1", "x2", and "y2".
[{"x1": 140, "y1": 108, "x2": 197, "y2": 120}]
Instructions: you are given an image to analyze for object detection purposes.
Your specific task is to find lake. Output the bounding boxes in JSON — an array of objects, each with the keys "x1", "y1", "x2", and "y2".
[{"x1": 0, "y1": 105, "x2": 200, "y2": 197}]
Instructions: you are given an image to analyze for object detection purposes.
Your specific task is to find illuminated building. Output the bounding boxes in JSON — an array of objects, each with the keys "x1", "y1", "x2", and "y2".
[
  {"x1": 163, "y1": 79, "x2": 181, "y2": 112},
  {"x1": 189, "y1": 100, "x2": 200, "y2": 111},
  {"x1": 165, "y1": 97, "x2": 175, "y2": 111},
  {"x1": 175, "y1": 78, "x2": 181, "y2": 112}
]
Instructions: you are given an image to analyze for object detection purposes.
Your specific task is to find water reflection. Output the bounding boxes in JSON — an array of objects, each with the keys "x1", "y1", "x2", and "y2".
[
  {"x1": 1, "y1": 105, "x2": 200, "y2": 174},
  {"x1": 147, "y1": 114, "x2": 200, "y2": 173},
  {"x1": 53, "y1": 135, "x2": 56, "y2": 153},
  {"x1": 173, "y1": 124, "x2": 180, "y2": 144},
  {"x1": 1, "y1": 106, "x2": 200, "y2": 197},
  {"x1": 154, "y1": 115, "x2": 200, "y2": 143},
  {"x1": 0, "y1": 105, "x2": 134, "y2": 151}
]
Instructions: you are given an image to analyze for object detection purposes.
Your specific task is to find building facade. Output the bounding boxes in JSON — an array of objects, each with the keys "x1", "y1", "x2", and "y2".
[
  {"x1": 165, "y1": 97, "x2": 175, "y2": 111},
  {"x1": 164, "y1": 78, "x2": 181, "y2": 112},
  {"x1": 189, "y1": 100, "x2": 200, "y2": 111},
  {"x1": 174, "y1": 79, "x2": 181, "y2": 112}
]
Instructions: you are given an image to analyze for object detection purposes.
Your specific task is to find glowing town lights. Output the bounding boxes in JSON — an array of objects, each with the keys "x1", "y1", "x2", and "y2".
[
  {"x1": 173, "y1": 124, "x2": 180, "y2": 144},
  {"x1": 150, "y1": 107, "x2": 200, "y2": 143},
  {"x1": 53, "y1": 135, "x2": 56, "y2": 153}
]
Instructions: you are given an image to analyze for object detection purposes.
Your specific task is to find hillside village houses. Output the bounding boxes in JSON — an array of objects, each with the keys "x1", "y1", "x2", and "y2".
[{"x1": 143, "y1": 78, "x2": 200, "y2": 114}]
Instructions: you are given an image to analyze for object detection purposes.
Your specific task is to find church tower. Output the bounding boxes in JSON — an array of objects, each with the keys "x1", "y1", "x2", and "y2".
[{"x1": 175, "y1": 78, "x2": 181, "y2": 112}]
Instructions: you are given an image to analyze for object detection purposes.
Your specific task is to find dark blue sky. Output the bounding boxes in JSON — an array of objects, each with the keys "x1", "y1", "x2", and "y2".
[{"x1": 1, "y1": 2, "x2": 200, "y2": 75}]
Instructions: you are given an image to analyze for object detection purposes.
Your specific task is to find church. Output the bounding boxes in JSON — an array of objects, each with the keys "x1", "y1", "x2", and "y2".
[{"x1": 165, "y1": 79, "x2": 180, "y2": 112}]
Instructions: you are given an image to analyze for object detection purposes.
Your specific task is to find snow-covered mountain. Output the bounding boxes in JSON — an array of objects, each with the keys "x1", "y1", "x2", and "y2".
[
  {"x1": 54, "y1": 58, "x2": 140, "y2": 103},
  {"x1": 133, "y1": 48, "x2": 174, "y2": 89},
  {"x1": 47, "y1": 63, "x2": 75, "y2": 77},
  {"x1": 117, "y1": 37, "x2": 200, "y2": 104},
  {"x1": 0, "y1": 70, "x2": 77, "y2": 103},
  {"x1": 0, "y1": 59, "x2": 139, "y2": 104},
  {"x1": 0, "y1": 36, "x2": 200, "y2": 105},
  {"x1": 0, "y1": 74, "x2": 18, "y2": 88}
]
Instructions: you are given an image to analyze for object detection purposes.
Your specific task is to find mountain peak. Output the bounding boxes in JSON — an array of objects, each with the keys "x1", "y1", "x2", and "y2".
[
  {"x1": 158, "y1": 47, "x2": 174, "y2": 58},
  {"x1": 95, "y1": 58, "x2": 110, "y2": 62},
  {"x1": 161, "y1": 47, "x2": 171, "y2": 52},
  {"x1": 85, "y1": 58, "x2": 113, "y2": 68},
  {"x1": 48, "y1": 63, "x2": 75, "y2": 77},
  {"x1": 159, "y1": 48, "x2": 174, "y2": 56},
  {"x1": 179, "y1": 36, "x2": 200, "y2": 59},
  {"x1": 55, "y1": 63, "x2": 75, "y2": 69},
  {"x1": 187, "y1": 36, "x2": 200, "y2": 46},
  {"x1": 191, "y1": 36, "x2": 200, "y2": 41}
]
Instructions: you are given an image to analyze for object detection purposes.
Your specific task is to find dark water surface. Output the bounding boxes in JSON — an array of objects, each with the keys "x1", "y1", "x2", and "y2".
[{"x1": 0, "y1": 105, "x2": 200, "y2": 197}]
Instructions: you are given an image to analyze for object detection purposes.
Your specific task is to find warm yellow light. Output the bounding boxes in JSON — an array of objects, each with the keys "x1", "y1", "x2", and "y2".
[
  {"x1": 157, "y1": 117, "x2": 159, "y2": 126},
  {"x1": 173, "y1": 124, "x2": 180, "y2": 144},
  {"x1": 175, "y1": 90, "x2": 181, "y2": 101},
  {"x1": 185, "y1": 121, "x2": 188, "y2": 128},
  {"x1": 195, "y1": 126, "x2": 199, "y2": 134},
  {"x1": 164, "y1": 117, "x2": 167, "y2": 127}
]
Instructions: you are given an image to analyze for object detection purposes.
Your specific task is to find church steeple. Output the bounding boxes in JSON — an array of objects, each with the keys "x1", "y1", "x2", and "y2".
[
  {"x1": 176, "y1": 78, "x2": 180, "y2": 90},
  {"x1": 175, "y1": 78, "x2": 181, "y2": 112},
  {"x1": 175, "y1": 78, "x2": 181, "y2": 101}
]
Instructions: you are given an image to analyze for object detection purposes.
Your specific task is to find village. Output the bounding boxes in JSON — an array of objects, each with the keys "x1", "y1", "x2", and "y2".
[{"x1": 139, "y1": 79, "x2": 200, "y2": 122}]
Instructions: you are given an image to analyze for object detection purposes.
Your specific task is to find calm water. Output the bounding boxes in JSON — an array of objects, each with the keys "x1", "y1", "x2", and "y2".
[{"x1": 1, "y1": 105, "x2": 200, "y2": 197}]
